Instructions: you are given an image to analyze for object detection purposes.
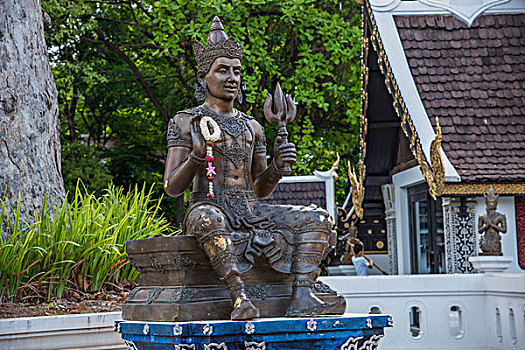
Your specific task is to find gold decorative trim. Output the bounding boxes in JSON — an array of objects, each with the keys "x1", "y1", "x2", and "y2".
[
  {"x1": 349, "y1": 6, "x2": 369, "y2": 219},
  {"x1": 365, "y1": 250, "x2": 388, "y2": 255},
  {"x1": 362, "y1": 0, "x2": 445, "y2": 200},
  {"x1": 443, "y1": 183, "x2": 525, "y2": 196},
  {"x1": 349, "y1": 160, "x2": 365, "y2": 219},
  {"x1": 331, "y1": 152, "x2": 341, "y2": 182}
]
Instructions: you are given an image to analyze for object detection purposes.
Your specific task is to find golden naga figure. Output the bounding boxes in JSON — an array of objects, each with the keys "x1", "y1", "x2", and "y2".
[{"x1": 163, "y1": 17, "x2": 343, "y2": 320}]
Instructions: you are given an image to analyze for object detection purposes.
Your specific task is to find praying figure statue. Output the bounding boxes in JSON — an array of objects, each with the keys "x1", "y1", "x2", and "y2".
[
  {"x1": 478, "y1": 186, "x2": 507, "y2": 255},
  {"x1": 163, "y1": 17, "x2": 341, "y2": 320}
]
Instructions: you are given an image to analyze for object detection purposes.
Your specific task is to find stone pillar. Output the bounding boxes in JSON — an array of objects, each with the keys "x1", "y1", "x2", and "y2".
[
  {"x1": 442, "y1": 198, "x2": 478, "y2": 274},
  {"x1": 443, "y1": 198, "x2": 456, "y2": 274},
  {"x1": 381, "y1": 184, "x2": 397, "y2": 275}
]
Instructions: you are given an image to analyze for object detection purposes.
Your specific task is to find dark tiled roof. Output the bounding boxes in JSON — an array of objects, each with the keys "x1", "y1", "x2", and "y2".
[
  {"x1": 394, "y1": 14, "x2": 525, "y2": 182},
  {"x1": 261, "y1": 181, "x2": 327, "y2": 208}
]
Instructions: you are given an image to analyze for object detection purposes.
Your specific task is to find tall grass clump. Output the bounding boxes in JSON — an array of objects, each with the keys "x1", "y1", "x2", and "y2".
[{"x1": 0, "y1": 183, "x2": 173, "y2": 303}]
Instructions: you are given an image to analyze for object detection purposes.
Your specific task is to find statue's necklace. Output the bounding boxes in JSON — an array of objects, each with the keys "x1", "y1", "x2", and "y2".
[{"x1": 199, "y1": 116, "x2": 221, "y2": 200}]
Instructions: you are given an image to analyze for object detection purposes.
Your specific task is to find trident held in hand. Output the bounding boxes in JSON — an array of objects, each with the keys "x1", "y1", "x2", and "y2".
[{"x1": 264, "y1": 82, "x2": 296, "y2": 175}]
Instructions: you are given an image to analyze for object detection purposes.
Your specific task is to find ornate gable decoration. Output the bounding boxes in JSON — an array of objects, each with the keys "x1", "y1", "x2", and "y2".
[
  {"x1": 357, "y1": 0, "x2": 445, "y2": 205},
  {"x1": 420, "y1": 0, "x2": 511, "y2": 26}
]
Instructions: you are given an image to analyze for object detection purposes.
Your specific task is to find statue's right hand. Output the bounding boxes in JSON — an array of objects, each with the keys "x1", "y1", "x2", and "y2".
[{"x1": 190, "y1": 114, "x2": 206, "y2": 157}]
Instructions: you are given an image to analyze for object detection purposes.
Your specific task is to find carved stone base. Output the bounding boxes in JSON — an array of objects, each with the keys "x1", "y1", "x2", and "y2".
[
  {"x1": 468, "y1": 256, "x2": 513, "y2": 273},
  {"x1": 116, "y1": 314, "x2": 392, "y2": 350},
  {"x1": 123, "y1": 236, "x2": 346, "y2": 321}
]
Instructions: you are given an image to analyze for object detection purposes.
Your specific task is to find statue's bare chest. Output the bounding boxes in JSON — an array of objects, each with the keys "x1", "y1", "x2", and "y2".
[{"x1": 198, "y1": 110, "x2": 254, "y2": 169}]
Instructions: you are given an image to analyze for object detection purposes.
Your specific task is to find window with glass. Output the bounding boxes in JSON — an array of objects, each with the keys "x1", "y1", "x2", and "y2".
[{"x1": 408, "y1": 184, "x2": 444, "y2": 274}]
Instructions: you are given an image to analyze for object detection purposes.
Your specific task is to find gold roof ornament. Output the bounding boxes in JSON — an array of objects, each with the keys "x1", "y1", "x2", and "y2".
[
  {"x1": 422, "y1": 117, "x2": 445, "y2": 199},
  {"x1": 346, "y1": 5, "x2": 370, "y2": 221},
  {"x1": 348, "y1": 160, "x2": 365, "y2": 219},
  {"x1": 331, "y1": 152, "x2": 341, "y2": 182}
]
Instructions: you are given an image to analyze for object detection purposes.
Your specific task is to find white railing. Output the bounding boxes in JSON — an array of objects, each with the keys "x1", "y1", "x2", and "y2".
[
  {"x1": 2, "y1": 275, "x2": 523, "y2": 350},
  {"x1": 321, "y1": 273, "x2": 525, "y2": 350},
  {"x1": 0, "y1": 312, "x2": 125, "y2": 350}
]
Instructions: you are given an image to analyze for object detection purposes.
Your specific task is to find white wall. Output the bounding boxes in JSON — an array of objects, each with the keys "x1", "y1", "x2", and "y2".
[
  {"x1": 321, "y1": 274, "x2": 525, "y2": 350},
  {"x1": 367, "y1": 254, "x2": 390, "y2": 276},
  {"x1": 0, "y1": 312, "x2": 125, "y2": 350},
  {"x1": 484, "y1": 274, "x2": 525, "y2": 350}
]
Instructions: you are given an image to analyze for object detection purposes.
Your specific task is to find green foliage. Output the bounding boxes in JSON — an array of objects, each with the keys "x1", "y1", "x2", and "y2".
[
  {"x1": 61, "y1": 142, "x2": 113, "y2": 195},
  {"x1": 0, "y1": 183, "x2": 173, "y2": 303},
  {"x1": 43, "y1": 0, "x2": 363, "y2": 214}
]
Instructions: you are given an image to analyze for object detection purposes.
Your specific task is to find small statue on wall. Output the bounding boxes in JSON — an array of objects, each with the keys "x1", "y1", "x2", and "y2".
[{"x1": 478, "y1": 186, "x2": 507, "y2": 255}]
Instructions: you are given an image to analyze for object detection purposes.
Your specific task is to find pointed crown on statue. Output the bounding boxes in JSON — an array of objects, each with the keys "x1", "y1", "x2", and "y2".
[
  {"x1": 194, "y1": 16, "x2": 242, "y2": 73},
  {"x1": 485, "y1": 185, "x2": 499, "y2": 205}
]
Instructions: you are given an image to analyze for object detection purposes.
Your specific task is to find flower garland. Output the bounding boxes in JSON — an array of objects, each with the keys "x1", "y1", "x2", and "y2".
[{"x1": 199, "y1": 116, "x2": 221, "y2": 199}]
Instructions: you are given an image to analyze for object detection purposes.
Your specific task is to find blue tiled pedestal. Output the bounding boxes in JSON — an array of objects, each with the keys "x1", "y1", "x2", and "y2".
[{"x1": 115, "y1": 313, "x2": 392, "y2": 350}]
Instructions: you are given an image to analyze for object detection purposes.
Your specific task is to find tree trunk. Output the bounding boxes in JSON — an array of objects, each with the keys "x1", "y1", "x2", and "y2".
[{"x1": 0, "y1": 0, "x2": 65, "y2": 233}]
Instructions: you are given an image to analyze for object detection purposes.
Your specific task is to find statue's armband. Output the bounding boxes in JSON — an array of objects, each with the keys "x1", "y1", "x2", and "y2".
[
  {"x1": 254, "y1": 125, "x2": 267, "y2": 154},
  {"x1": 167, "y1": 117, "x2": 192, "y2": 149}
]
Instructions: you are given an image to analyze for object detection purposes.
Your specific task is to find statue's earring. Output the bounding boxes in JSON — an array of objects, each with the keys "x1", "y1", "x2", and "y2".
[
  {"x1": 194, "y1": 80, "x2": 207, "y2": 101},
  {"x1": 236, "y1": 83, "x2": 246, "y2": 105}
]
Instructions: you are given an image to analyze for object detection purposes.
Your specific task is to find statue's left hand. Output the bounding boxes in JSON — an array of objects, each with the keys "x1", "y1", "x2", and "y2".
[
  {"x1": 189, "y1": 114, "x2": 207, "y2": 158},
  {"x1": 489, "y1": 222, "x2": 501, "y2": 230},
  {"x1": 273, "y1": 136, "x2": 297, "y2": 170}
]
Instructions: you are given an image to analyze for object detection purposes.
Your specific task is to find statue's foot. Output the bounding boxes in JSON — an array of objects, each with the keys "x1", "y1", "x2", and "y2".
[
  {"x1": 231, "y1": 298, "x2": 260, "y2": 320},
  {"x1": 287, "y1": 286, "x2": 324, "y2": 312},
  {"x1": 286, "y1": 287, "x2": 344, "y2": 317},
  {"x1": 286, "y1": 299, "x2": 345, "y2": 317}
]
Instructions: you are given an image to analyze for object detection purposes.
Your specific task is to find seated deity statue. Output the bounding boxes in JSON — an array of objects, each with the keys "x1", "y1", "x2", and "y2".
[
  {"x1": 163, "y1": 16, "x2": 339, "y2": 320},
  {"x1": 478, "y1": 186, "x2": 507, "y2": 255}
]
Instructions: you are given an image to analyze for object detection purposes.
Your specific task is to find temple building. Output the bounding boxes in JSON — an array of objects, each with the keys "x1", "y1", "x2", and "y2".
[
  {"x1": 351, "y1": 0, "x2": 525, "y2": 276},
  {"x1": 317, "y1": 2, "x2": 525, "y2": 348}
]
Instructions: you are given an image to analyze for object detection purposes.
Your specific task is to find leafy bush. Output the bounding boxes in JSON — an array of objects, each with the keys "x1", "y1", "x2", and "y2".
[
  {"x1": 61, "y1": 141, "x2": 114, "y2": 195},
  {"x1": 0, "y1": 183, "x2": 173, "y2": 303}
]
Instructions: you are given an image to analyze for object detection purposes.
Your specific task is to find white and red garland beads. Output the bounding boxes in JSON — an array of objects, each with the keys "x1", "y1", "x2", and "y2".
[{"x1": 199, "y1": 116, "x2": 221, "y2": 200}]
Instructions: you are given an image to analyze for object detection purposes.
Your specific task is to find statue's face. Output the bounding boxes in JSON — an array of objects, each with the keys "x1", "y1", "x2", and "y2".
[
  {"x1": 486, "y1": 198, "x2": 498, "y2": 210},
  {"x1": 204, "y1": 57, "x2": 241, "y2": 102}
]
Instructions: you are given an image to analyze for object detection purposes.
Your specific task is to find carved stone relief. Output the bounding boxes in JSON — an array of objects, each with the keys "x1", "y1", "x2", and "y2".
[
  {"x1": 146, "y1": 287, "x2": 164, "y2": 304},
  {"x1": 443, "y1": 198, "x2": 477, "y2": 274},
  {"x1": 516, "y1": 196, "x2": 525, "y2": 269},
  {"x1": 171, "y1": 287, "x2": 198, "y2": 302},
  {"x1": 246, "y1": 284, "x2": 271, "y2": 300}
]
